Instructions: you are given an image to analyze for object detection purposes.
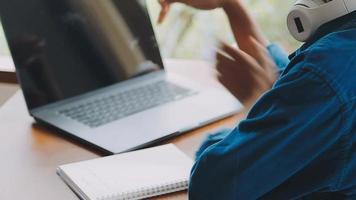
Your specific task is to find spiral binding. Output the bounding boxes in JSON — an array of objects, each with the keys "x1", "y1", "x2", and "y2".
[{"x1": 98, "y1": 178, "x2": 188, "y2": 200}]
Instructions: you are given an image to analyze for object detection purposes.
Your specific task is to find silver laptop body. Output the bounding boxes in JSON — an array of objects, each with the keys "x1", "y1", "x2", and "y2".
[{"x1": 0, "y1": 0, "x2": 241, "y2": 154}]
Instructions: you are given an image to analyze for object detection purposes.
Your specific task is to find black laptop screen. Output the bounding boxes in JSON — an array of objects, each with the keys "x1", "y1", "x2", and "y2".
[{"x1": 0, "y1": 0, "x2": 163, "y2": 109}]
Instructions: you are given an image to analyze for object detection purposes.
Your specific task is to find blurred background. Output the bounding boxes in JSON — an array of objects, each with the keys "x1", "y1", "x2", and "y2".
[
  {"x1": 0, "y1": 0, "x2": 300, "y2": 106},
  {"x1": 146, "y1": 0, "x2": 301, "y2": 60},
  {"x1": 0, "y1": 0, "x2": 300, "y2": 63}
]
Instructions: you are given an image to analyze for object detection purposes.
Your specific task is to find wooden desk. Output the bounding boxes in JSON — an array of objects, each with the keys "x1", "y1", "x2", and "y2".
[
  {"x1": 0, "y1": 55, "x2": 17, "y2": 83},
  {"x1": 0, "y1": 59, "x2": 244, "y2": 200}
]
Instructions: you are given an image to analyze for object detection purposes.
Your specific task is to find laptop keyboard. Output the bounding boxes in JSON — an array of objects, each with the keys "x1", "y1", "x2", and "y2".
[{"x1": 59, "y1": 81, "x2": 196, "y2": 128}]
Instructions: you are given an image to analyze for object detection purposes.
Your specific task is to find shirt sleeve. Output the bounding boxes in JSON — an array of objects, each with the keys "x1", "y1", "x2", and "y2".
[
  {"x1": 267, "y1": 43, "x2": 290, "y2": 72},
  {"x1": 195, "y1": 129, "x2": 232, "y2": 160},
  {"x1": 188, "y1": 66, "x2": 347, "y2": 200}
]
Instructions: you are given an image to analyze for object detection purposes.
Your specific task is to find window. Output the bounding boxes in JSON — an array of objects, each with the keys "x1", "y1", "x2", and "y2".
[
  {"x1": 146, "y1": 0, "x2": 300, "y2": 60},
  {"x1": 0, "y1": 22, "x2": 14, "y2": 70},
  {"x1": 0, "y1": 23, "x2": 10, "y2": 57},
  {"x1": 0, "y1": 1, "x2": 300, "y2": 63}
]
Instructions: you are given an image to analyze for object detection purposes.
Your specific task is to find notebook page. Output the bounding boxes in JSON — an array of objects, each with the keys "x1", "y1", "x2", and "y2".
[{"x1": 59, "y1": 144, "x2": 193, "y2": 200}]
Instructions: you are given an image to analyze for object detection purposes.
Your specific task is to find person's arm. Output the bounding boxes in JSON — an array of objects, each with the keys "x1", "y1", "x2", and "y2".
[
  {"x1": 158, "y1": 0, "x2": 289, "y2": 107},
  {"x1": 222, "y1": 0, "x2": 269, "y2": 51},
  {"x1": 222, "y1": 0, "x2": 290, "y2": 71},
  {"x1": 189, "y1": 63, "x2": 349, "y2": 199}
]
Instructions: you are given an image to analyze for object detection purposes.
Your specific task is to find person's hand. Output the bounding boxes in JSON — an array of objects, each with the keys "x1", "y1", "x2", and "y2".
[
  {"x1": 216, "y1": 37, "x2": 278, "y2": 109},
  {"x1": 158, "y1": 0, "x2": 232, "y2": 23}
]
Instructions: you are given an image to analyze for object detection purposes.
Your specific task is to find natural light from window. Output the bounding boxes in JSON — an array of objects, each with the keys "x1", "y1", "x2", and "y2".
[{"x1": 0, "y1": 0, "x2": 300, "y2": 70}]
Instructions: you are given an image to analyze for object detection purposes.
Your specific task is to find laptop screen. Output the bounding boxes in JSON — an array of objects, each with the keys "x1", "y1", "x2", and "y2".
[{"x1": 0, "y1": 0, "x2": 164, "y2": 109}]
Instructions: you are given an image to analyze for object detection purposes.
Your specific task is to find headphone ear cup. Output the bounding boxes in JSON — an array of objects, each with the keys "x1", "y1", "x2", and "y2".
[
  {"x1": 287, "y1": 6, "x2": 317, "y2": 42},
  {"x1": 287, "y1": 0, "x2": 353, "y2": 42}
]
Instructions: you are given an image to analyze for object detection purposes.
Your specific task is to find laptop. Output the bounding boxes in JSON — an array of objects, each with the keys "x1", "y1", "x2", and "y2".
[{"x1": 0, "y1": 0, "x2": 241, "y2": 154}]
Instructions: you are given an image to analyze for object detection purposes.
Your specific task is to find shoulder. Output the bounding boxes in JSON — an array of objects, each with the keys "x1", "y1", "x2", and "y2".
[{"x1": 284, "y1": 28, "x2": 356, "y2": 104}]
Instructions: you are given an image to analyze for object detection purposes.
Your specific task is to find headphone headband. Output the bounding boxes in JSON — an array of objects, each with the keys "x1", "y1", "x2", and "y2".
[
  {"x1": 344, "y1": 0, "x2": 356, "y2": 12},
  {"x1": 287, "y1": 0, "x2": 356, "y2": 42}
]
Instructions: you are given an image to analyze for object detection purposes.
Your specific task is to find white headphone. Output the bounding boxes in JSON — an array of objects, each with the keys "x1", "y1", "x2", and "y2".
[{"x1": 287, "y1": 0, "x2": 356, "y2": 42}]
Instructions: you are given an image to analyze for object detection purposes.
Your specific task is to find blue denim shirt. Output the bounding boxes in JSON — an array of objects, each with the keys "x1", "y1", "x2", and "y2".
[{"x1": 189, "y1": 12, "x2": 356, "y2": 200}]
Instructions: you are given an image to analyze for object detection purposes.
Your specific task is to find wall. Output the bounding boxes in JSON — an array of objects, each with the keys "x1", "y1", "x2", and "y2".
[{"x1": 0, "y1": 83, "x2": 18, "y2": 106}]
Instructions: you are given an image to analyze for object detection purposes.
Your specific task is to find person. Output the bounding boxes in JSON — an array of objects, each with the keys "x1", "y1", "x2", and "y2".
[{"x1": 158, "y1": 0, "x2": 356, "y2": 199}]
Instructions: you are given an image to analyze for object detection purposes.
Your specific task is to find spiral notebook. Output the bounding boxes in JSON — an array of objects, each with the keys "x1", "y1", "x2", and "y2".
[{"x1": 57, "y1": 144, "x2": 193, "y2": 200}]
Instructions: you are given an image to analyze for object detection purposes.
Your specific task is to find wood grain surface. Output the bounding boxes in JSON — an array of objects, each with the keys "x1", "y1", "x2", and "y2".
[{"x1": 0, "y1": 59, "x2": 245, "y2": 200}]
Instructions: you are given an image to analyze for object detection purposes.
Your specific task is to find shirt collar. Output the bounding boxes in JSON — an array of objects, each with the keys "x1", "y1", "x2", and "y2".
[{"x1": 289, "y1": 11, "x2": 356, "y2": 60}]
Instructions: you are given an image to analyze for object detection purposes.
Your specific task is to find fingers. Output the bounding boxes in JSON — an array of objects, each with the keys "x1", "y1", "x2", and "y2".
[
  {"x1": 215, "y1": 52, "x2": 241, "y2": 97},
  {"x1": 247, "y1": 37, "x2": 275, "y2": 69},
  {"x1": 216, "y1": 51, "x2": 257, "y2": 103},
  {"x1": 247, "y1": 37, "x2": 278, "y2": 82},
  {"x1": 215, "y1": 42, "x2": 277, "y2": 106},
  {"x1": 219, "y1": 41, "x2": 277, "y2": 82},
  {"x1": 216, "y1": 52, "x2": 234, "y2": 82},
  {"x1": 218, "y1": 42, "x2": 263, "y2": 74},
  {"x1": 158, "y1": 0, "x2": 170, "y2": 24},
  {"x1": 216, "y1": 43, "x2": 273, "y2": 86},
  {"x1": 158, "y1": 0, "x2": 181, "y2": 24}
]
